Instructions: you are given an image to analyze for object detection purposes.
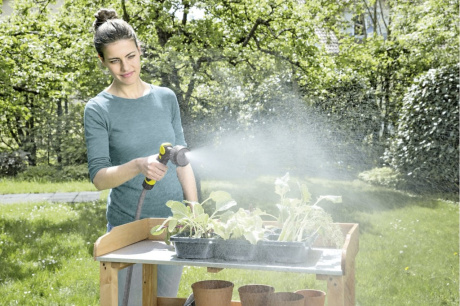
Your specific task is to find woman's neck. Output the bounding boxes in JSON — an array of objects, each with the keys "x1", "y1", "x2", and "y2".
[{"x1": 106, "y1": 79, "x2": 150, "y2": 99}]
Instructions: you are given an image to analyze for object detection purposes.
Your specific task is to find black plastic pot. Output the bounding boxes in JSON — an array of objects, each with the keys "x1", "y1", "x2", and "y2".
[
  {"x1": 214, "y1": 238, "x2": 258, "y2": 261},
  {"x1": 169, "y1": 233, "x2": 215, "y2": 259},
  {"x1": 256, "y1": 231, "x2": 317, "y2": 264},
  {"x1": 256, "y1": 239, "x2": 308, "y2": 263}
]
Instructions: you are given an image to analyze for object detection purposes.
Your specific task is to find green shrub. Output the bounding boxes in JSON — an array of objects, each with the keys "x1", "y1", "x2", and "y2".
[
  {"x1": 57, "y1": 165, "x2": 90, "y2": 181},
  {"x1": 16, "y1": 165, "x2": 58, "y2": 181},
  {"x1": 0, "y1": 150, "x2": 29, "y2": 177},
  {"x1": 384, "y1": 65, "x2": 459, "y2": 193},
  {"x1": 358, "y1": 167, "x2": 403, "y2": 188},
  {"x1": 16, "y1": 164, "x2": 89, "y2": 182}
]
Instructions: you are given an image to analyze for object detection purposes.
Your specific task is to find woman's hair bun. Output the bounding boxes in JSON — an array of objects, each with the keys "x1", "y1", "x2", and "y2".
[{"x1": 93, "y1": 9, "x2": 118, "y2": 31}]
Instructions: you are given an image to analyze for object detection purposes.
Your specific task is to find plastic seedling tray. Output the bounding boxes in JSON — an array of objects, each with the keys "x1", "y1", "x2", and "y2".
[{"x1": 170, "y1": 233, "x2": 215, "y2": 259}]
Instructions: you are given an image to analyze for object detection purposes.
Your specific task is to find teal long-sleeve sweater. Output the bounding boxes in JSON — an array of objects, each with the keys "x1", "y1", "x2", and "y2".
[{"x1": 84, "y1": 85, "x2": 186, "y2": 227}]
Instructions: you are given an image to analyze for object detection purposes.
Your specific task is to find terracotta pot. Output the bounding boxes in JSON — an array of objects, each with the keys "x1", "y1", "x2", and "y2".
[
  {"x1": 191, "y1": 280, "x2": 234, "y2": 306},
  {"x1": 238, "y1": 284, "x2": 275, "y2": 306},
  {"x1": 295, "y1": 289, "x2": 326, "y2": 306},
  {"x1": 267, "y1": 292, "x2": 305, "y2": 306}
]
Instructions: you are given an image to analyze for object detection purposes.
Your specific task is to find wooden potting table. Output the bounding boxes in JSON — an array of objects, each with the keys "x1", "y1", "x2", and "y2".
[{"x1": 94, "y1": 218, "x2": 359, "y2": 306}]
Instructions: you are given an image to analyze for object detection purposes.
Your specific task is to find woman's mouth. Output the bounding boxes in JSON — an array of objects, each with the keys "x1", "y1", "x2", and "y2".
[{"x1": 121, "y1": 72, "x2": 134, "y2": 78}]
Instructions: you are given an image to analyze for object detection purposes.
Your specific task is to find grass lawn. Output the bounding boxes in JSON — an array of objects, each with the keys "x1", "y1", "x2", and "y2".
[
  {"x1": 0, "y1": 178, "x2": 97, "y2": 194},
  {"x1": 0, "y1": 177, "x2": 458, "y2": 305}
]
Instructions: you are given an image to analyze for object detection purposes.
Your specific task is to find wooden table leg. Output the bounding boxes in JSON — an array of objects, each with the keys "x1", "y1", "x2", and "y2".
[
  {"x1": 142, "y1": 264, "x2": 157, "y2": 306},
  {"x1": 100, "y1": 262, "x2": 119, "y2": 306},
  {"x1": 344, "y1": 258, "x2": 356, "y2": 306},
  {"x1": 326, "y1": 275, "x2": 345, "y2": 306},
  {"x1": 100, "y1": 262, "x2": 136, "y2": 306},
  {"x1": 317, "y1": 274, "x2": 345, "y2": 306}
]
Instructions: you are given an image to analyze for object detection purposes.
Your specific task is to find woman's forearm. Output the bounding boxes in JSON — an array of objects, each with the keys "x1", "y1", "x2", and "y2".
[
  {"x1": 93, "y1": 154, "x2": 168, "y2": 190},
  {"x1": 177, "y1": 164, "x2": 198, "y2": 202},
  {"x1": 92, "y1": 158, "x2": 142, "y2": 190}
]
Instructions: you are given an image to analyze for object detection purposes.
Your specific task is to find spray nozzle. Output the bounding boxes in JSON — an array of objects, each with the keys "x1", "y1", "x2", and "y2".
[{"x1": 169, "y1": 145, "x2": 190, "y2": 167}]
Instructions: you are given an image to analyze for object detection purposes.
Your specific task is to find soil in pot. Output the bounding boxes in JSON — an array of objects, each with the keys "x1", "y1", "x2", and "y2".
[
  {"x1": 191, "y1": 280, "x2": 234, "y2": 306},
  {"x1": 214, "y1": 239, "x2": 257, "y2": 261},
  {"x1": 238, "y1": 284, "x2": 275, "y2": 306},
  {"x1": 294, "y1": 289, "x2": 326, "y2": 306},
  {"x1": 267, "y1": 292, "x2": 305, "y2": 306},
  {"x1": 170, "y1": 233, "x2": 215, "y2": 259}
]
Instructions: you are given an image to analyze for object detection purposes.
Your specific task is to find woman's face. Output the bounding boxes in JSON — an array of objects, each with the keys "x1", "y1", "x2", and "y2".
[{"x1": 100, "y1": 39, "x2": 141, "y2": 86}]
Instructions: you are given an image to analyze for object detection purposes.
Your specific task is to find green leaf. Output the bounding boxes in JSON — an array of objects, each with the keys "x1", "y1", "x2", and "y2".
[
  {"x1": 167, "y1": 201, "x2": 189, "y2": 217},
  {"x1": 167, "y1": 219, "x2": 178, "y2": 232},
  {"x1": 150, "y1": 225, "x2": 165, "y2": 236}
]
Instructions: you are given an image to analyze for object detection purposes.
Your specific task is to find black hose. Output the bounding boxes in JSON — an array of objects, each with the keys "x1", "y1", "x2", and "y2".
[{"x1": 122, "y1": 188, "x2": 148, "y2": 306}]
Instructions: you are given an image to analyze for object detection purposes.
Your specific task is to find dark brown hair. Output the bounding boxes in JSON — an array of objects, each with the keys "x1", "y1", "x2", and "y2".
[{"x1": 93, "y1": 9, "x2": 138, "y2": 59}]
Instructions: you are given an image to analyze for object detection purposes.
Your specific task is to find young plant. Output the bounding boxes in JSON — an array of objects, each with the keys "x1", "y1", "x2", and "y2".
[
  {"x1": 212, "y1": 208, "x2": 267, "y2": 244},
  {"x1": 150, "y1": 191, "x2": 236, "y2": 240},
  {"x1": 274, "y1": 173, "x2": 344, "y2": 247}
]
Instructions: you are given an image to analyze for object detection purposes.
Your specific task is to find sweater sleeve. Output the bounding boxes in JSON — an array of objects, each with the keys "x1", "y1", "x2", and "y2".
[
  {"x1": 169, "y1": 89, "x2": 187, "y2": 147},
  {"x1": 84, "y1": 101, "x2": 112, "y2": 182}
]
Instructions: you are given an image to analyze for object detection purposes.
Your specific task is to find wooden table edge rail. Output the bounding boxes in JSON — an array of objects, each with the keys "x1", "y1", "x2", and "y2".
[{"x1": 94, "y1": 218, "x2": 359, "y2": 306}]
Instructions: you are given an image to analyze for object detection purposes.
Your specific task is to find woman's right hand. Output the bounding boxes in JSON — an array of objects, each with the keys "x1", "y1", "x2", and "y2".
[{"x1": 139, "y1": 154, "x2": 168, "y2": 181}]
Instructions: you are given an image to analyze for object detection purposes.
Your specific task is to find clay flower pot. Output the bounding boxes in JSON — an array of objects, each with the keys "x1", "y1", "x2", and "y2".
[
  {"x1": 191, "y1": 280, "x2": 234, "y2": 306},
  {"x1": 238, "y1": 284, "x2": 275, "y2": 306},
  {"x1": 267, "y1": 292, "x2": 305, "y2": 306},
  {"x1": 295, "y1": 289, "x2": 326, "y2": 306}
]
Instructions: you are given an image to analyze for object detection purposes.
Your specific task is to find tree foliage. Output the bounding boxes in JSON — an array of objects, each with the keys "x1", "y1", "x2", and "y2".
[{"x1": 0, "y1": 0, "x2": 458, "y2": 190}]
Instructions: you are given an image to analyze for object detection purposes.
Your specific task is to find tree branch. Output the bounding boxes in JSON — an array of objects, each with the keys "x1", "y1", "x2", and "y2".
[
  {"x1": 241, "y1": 18, "x2": 264, "y2": 47},
  {"x1": 13, "y1": 86, "x2": 40, "y2": 95},
  {"x1": 121, "y1": 0, "x2": 130, "y2": 23}
]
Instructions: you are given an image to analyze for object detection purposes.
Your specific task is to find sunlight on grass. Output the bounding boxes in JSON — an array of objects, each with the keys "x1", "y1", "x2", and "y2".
[
  {"x1": 0, "y1": 201, "x2": 106, "y2": 305},
  {"x1": 355, "y1": 201, "x2": 459, "y2": 305},
  {"x1": 0, "y1": 179, "x2": 97, "y2": 194}
]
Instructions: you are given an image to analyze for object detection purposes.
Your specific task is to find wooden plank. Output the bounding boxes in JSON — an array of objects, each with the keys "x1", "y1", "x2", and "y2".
[
  {"x1": 94, "y1": 219, "x2": 149, "y2": 258},
  {"x1": 324, "y1": 275, "x2": 345, "y2": 306},
  {"x1": 94, "y1": 218, "x2": 168, "y2": 258},
  {"x1": 340, "y1": 223, "x2": 358, "y2": 306},
  {"x1": 340, "y1": 223, "x2": 359, "y2": 275},
  {"x1": 207, "y1": 267, "x2": 224, "y2": 273},
  {"x1": 143, "y1": 264, "x2": 157, "y2": 306},
  {"x1": 157, "y1": 297, "x2": 187, "y2": 306},
  {"x1": 100, "y1": 262, "x2": 119, "y2": 306},
  {"x1": 112, "y1": 262, "x2": 134, "y2": 270}
]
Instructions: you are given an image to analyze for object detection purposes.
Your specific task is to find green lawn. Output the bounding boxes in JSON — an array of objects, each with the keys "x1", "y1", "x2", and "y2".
[
  {"x1": 0, "y1": 178, "x2": 97, "y2": 194},
  {"x1": 0, "y1": 177, "x2": 458, "y2": 305}
]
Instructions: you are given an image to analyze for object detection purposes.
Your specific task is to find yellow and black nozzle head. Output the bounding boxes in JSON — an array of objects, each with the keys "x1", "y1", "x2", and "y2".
[
  {"x1": 157, "y1": 142, "x2": 173, "y2": 165},
  {"x1": 142, "y1": 142, "x2": 190, "y2": 190}
]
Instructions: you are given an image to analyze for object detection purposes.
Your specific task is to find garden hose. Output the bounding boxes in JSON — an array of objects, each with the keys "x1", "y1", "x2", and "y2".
[{"x1": 123, "y1": 142, "x2": 190, "y2": 306}]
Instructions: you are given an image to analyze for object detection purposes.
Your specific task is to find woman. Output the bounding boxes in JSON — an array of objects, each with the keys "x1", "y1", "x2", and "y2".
[{"x1": 84, "y1": 8, "x2": 197, "y2": 303}]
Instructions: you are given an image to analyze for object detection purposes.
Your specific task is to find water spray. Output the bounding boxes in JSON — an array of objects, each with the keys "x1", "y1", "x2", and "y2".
[{"x1": 123, "y1": 142, "x2": 190, "y2": 306}]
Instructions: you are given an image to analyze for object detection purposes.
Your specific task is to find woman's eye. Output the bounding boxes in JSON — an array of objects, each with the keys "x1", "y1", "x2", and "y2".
[
  {"x1": 110, "y1": 60, "x2": 119, "y2": 64},
  {"x1": 128, "y1": 55, "x2": 136, "y2": 59}
]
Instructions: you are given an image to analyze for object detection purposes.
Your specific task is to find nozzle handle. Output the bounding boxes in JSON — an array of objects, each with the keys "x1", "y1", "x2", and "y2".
[{"x1": 142, "y1": 143, "x2": 172, "y2": 190}]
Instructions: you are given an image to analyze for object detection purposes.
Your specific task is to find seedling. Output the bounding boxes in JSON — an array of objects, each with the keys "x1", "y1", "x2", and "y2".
[
  {"x1": 273, "y1": 173, "x2": 344, "y2": 247},
  {"x1": 150, "y1": 191, "x2": 236, "y2": 240}
]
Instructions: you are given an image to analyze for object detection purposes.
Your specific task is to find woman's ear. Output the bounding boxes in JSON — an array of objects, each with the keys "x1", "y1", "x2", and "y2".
[{"x1": 98, "y1": 55, "x2": 106, "y2": 66}]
